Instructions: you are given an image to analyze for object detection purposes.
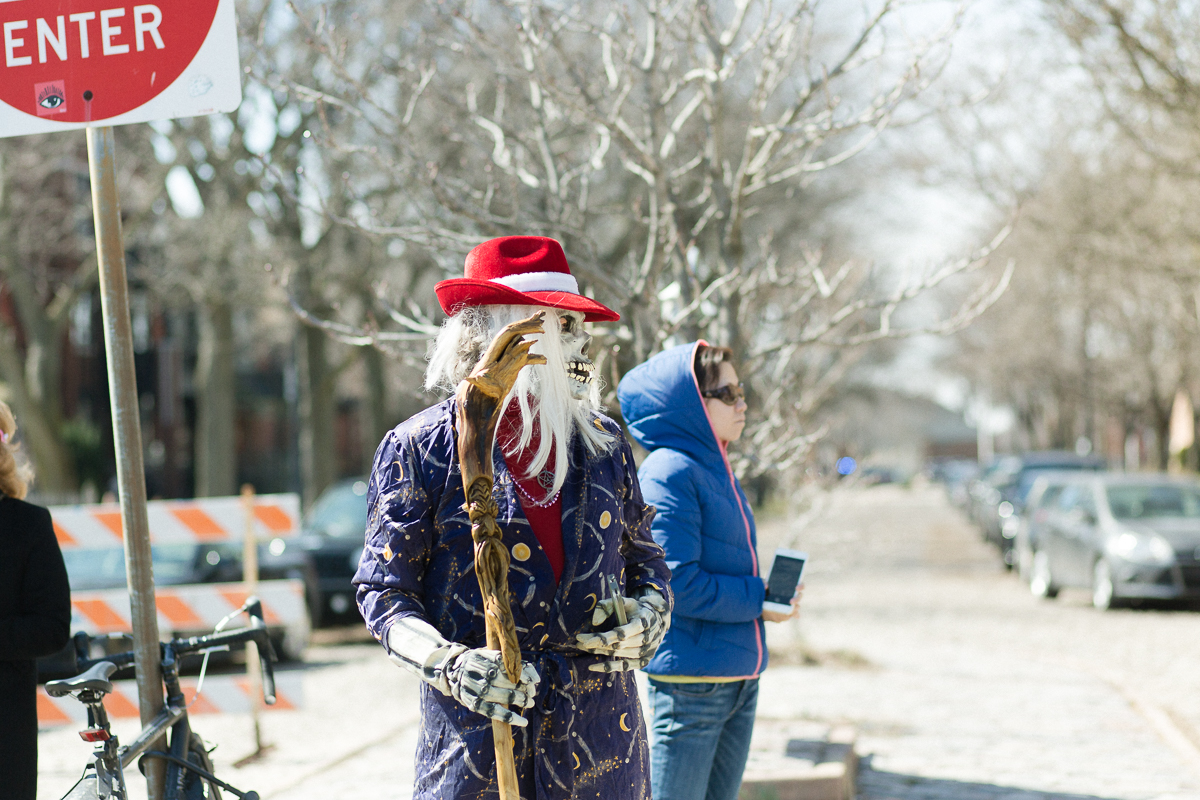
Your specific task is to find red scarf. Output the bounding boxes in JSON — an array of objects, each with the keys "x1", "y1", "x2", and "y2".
[{"x1": 497, "y1": 402, "x2": 565, "y2": 582}]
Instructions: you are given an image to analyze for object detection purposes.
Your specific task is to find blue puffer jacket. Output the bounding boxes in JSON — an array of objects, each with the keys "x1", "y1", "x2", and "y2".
[{"x1": 618, "y1": 341, "x2": 766, "y2": 679}]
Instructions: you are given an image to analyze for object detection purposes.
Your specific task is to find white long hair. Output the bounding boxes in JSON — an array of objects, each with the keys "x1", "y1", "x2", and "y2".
[{"x1": 425, "y1": 304, "x2": 614, "y2": 499}]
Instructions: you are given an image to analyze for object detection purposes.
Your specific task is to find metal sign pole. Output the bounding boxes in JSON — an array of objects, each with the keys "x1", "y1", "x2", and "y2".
[{"x1": 87, "y1": 124, "x2": 166, "y2": 800}]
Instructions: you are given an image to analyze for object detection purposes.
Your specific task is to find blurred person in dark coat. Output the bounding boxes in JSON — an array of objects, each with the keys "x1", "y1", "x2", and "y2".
[{"x1": 0, "y1": 401, "x2": 71, "y2": 799}]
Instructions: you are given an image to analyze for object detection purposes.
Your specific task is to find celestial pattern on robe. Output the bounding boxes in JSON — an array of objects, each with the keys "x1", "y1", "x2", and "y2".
[{"x1": 354, "y1": 398, "x2": 673, "y2": 800}]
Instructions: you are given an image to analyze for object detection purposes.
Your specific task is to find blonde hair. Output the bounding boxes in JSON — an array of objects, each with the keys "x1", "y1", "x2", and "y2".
[{"x1": 0, "y1": 401, "x2": 32, "y2": 500}]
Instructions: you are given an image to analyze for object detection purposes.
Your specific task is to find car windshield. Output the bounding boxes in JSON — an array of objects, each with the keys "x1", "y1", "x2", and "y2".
[
  {"x1": 61, "y1": 544, "x2": 200, "y2": 590},
  {"x1": 305, "y1": 480, "x2": 369, "y2": 538},
  {"x1": 1017, "y1": 466, "x2": 1102, "y2": 503},
  {"x1": 1031, "y1": 484, "x2": 1066, "y2": 510},
  {"x1": 1106, "y1": 484, "x2": 1200, "y2": 519}
]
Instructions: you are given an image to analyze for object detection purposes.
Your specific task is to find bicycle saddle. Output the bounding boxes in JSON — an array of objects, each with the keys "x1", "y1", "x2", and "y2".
[{"x1": 45, "y1": 661, "x2": 118, "y2": 697}]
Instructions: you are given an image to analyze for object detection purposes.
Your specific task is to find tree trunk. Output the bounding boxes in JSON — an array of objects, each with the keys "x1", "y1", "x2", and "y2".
[
  {"x1": 361, "y1": 344, "x2": 389, "y2": 471},
  {"x1": 0, "y1": 256, "x2": 76, "y2": 493},
  {"x1": 0, "y1": 326, "x2": 76, "y2": 494},
  {"x1": 298, "y1": 323, "x2": 337, "y2": 509},
  {"x1": 194, "y1": 301, "x2": 237, "y2": 497}
]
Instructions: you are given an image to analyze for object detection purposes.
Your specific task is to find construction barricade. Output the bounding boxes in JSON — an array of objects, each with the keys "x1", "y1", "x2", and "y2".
[
  {"x1": 38, "y1": 672, "x2": 303, "y2": 727},
  {"x1": 70, "y1": 579, "x2": 310, "y2": 653},
  {"x1": 48, "y1": 494, "x2": 301, "y2": 549},
  {"x1": 39, "y1": 494, "x2": 312, "y2": 727}
]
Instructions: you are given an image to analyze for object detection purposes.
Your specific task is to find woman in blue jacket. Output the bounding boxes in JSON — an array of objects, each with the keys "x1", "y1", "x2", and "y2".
[{"x1": 618, "y1": 342, "x2": 799, "y2": 800}]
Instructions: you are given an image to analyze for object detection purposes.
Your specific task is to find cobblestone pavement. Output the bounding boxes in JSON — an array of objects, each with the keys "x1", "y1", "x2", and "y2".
[
  {"x1": 38, "y1": 483, "x2": 1200, "y2": 799},
  {"x1": 756, "y1": 483, "x2": 1200, "y2": 800}
]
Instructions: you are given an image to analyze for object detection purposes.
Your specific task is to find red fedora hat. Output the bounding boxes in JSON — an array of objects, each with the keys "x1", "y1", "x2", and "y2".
[{"x1": 435, "y1": 236, "x2": 619, "y2": 322}]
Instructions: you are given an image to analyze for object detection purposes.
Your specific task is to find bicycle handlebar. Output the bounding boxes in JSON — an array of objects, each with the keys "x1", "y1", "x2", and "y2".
[{"x1": 245, "y1": 597, "x2": 277, "y2": 705}]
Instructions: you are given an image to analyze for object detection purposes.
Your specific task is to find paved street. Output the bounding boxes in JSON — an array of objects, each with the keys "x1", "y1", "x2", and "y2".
[
  {"x1": 758, "y1": 483, "x2": 1200, "y2": 800},
  {"x1": 38, "y1": 484, "x2": 1200, "y2": 799}
]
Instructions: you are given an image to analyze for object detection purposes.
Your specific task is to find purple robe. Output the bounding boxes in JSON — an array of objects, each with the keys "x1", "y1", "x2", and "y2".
[{"x1": 354, "y1": 398, "x2": 672, "y2": 800}]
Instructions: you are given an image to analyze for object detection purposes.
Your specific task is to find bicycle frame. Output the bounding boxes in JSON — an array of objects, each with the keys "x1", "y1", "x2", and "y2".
[{"x1": 54, "y1": 602, "x2": 276, "y2": 800}]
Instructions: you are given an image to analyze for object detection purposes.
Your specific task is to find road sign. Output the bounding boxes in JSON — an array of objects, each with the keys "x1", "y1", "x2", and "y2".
[
  {"x1": 3, "y1": 5, "x2": 244, "y2": 797},
  {"x1": 0, "y1": 0, "x2": 240, "y2": 137}
]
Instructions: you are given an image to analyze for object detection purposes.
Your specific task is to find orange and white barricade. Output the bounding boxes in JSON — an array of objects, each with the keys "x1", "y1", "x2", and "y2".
[
  {"x1": 48, "y1": 493, "x2": 300, "y2": 549},
  {"x1": 70, "y1": 579, "x2": 311, "y2": 656},
  {"x1": 37, "y1": 672, "x2": 302, "y2": 727}
]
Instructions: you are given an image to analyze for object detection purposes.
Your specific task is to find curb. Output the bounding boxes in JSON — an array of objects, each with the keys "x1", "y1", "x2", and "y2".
[{"x1": 740, "y1": 725, "x2": 857, "y2": 800}]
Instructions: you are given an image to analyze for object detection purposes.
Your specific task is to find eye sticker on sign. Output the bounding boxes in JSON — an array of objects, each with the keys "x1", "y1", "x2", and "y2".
[
  {"x1": 35, "y1": 79, "x2": 66, "y2": 115},
  {"x1": 1, "y1": 0, "x2": 220, "y2": 124}
]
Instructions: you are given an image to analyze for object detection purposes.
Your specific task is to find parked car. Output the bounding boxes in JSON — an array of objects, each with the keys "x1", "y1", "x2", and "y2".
[
  {"x1": 1029, "y1": 473, "x2": 1200, "y2": 609},
  {"x1": 859, "y1": 465, "x2": 905, "y2": 486},
  {"x1": 298, "y1": 477, "x2": 370, "y2": 626},
  {"x1": 970, "y1": 452, "x2": 1107, "y2": 566},
  {"x1": 928, "y1": 458, "x2": 979, "y2": 508},
  {"x1": 1013, "y1": 473, "x2": 1075, "y2": 581},
  {"x1": 59, "y1": 540, "x2": 316, "y2": 593}
]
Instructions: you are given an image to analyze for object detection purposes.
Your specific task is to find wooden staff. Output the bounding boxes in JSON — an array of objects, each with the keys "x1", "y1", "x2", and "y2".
[{"x1": 456, "y1": 312, "x2": 547, "y2": 800}]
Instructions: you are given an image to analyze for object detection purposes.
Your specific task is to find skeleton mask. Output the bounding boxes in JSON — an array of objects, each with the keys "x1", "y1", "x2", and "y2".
[{"x1": 558, "y1": 311, "x2": 595, "y2": 400}]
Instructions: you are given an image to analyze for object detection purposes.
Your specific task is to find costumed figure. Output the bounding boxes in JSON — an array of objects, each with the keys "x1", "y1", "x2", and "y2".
[{"x1": 353, "y1": 236, "x2": 673, "y2": 800}]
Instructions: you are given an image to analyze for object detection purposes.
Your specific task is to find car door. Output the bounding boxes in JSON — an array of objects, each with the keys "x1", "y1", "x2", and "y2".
[
  {"x1": 1057, "y1": 483, "x2": 1099, "y2": 586},
  {"x1": 1065, "y1": 482, "x2": 1099, "y2": 582},
  {"x1": 1044, "y1": 484, "x2": 1083, "y2": 586},
  {"x1": 1038, "y1": 485, "x2": 1073, "y2": 581},
  {"x1": 1025, "y1": 484, "x2": 1065, "y2": 554}
]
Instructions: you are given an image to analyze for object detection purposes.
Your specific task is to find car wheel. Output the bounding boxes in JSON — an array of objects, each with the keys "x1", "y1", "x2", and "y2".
[
  {"x1": 1030, "y1": 550, "x2": 1059, "y2": 599},
  {"x1": 1092, "y1": 559, "x2": 1120, "y2": 611}
]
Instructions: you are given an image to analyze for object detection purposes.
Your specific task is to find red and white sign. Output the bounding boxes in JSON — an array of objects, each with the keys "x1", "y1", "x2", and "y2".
[{"x1": 0, "y1": 0, "x2": 240, "y2": 137}]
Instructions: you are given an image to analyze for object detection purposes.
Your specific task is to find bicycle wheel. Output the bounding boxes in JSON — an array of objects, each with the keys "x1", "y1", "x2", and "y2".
[{"x1": 182, "y1": 732, "x2": 222, "y2": 800}]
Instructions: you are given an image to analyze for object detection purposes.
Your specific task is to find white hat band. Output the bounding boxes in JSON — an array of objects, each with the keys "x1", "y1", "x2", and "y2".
[{"x1": 488, "y1": 271, "x2": 579, "y2": 294}]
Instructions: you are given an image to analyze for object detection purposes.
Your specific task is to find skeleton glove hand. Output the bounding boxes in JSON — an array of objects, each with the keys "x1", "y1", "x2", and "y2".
[
  {"x1": 385, "y1": 618, "x2": 540, "y2": 726},
  {"x1": 574, "y1": 588, "x2": 671, "y2": 673}
]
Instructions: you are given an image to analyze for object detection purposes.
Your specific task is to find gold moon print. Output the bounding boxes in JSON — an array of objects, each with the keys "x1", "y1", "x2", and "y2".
[
  {"x1": 599, "y1": 511, "x2": 612, "y2": 529},
  {"x1": 573, "y1": 753, "x2": 581, "y2": 769},
  {"x1": 619, "y1": 713, "x2": 631, "y2": 732},
  {"x1": 512, "y1": 543, "x2": 531, "y2": 562},
  {"x1": 584, "y1": 593, "x2": 598, "y2": 612},
  {"x1": 382, "y1": 545, "x2": 393, "y2": 561}
]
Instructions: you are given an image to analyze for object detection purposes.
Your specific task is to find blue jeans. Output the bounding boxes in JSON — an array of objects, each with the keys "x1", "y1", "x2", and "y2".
[{"x1": 647, "y1": 678, "x2": 759, "y2": 800}]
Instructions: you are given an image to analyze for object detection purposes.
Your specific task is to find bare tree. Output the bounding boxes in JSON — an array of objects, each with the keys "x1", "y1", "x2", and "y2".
[
  {"x1": 954, "y1": 139, "x2": 1200, "y2": 466},
  {"x1": 260, "y1": 0, "x2": 1012, "y2": 481},
  {"x1": 0, "y1": 128, "x2": 161, "y2": 494}
]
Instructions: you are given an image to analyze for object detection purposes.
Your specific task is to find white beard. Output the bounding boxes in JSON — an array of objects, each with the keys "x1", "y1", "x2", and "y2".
[{"x1": 425, "y1": 304, "x2": 614, "y2": 499}]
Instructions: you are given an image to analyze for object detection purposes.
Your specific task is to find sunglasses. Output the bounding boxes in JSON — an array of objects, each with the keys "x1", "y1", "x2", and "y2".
[{"x1": 702, "y1": 382, "x2": 745, "y2": 406}]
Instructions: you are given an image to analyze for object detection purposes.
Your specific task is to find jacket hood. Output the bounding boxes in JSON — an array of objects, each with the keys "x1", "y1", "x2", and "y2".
[{"x1": 618, "y1": 341, "x2": 722, "y2": 465}]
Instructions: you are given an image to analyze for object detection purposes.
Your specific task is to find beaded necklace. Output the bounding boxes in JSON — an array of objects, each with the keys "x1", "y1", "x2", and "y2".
[
  {"x1": 512, "y1": 470, "x2": 561, "y2": 508},
  {"x1": 498, "y1": 402, "x2": 560, "y2": 508}
]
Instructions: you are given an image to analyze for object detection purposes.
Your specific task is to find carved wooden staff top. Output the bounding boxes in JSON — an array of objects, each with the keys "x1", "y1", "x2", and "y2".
[{"x1": 455, "y1": 312, "x2": 547, "y2": 800}]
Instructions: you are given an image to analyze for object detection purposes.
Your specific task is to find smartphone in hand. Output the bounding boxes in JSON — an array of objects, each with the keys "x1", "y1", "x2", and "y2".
[{"x1": 764, "y1": 548, "x2": 807, "y2": 613}]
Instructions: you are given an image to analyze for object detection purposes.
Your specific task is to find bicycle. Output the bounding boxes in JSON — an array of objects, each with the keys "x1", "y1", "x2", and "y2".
[{"x1": 46, "y1": 597, "x2": 279, "y2": 800}]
